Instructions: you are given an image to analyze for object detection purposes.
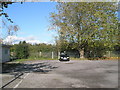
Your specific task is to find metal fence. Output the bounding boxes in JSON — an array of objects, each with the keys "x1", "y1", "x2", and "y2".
[
  {"x1": 29, "y1": 50, "x2": 119, "y2": 59},
  {"x1": 29, "y1": 51, "x2": 59, "y2": 59},
  {"x1": 105, "y1": 51, "x2": 119, "y2": 57}
]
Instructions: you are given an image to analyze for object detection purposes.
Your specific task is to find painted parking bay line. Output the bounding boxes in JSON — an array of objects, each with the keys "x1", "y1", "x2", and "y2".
[{"x1": 13, "y1": 73, "x2": 30, "y2": 88}]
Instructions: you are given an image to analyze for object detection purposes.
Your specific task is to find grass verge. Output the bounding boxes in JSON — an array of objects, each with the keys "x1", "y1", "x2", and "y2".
[{"x1": 11, "y1": 57, "x2": 119, "y2": 63}]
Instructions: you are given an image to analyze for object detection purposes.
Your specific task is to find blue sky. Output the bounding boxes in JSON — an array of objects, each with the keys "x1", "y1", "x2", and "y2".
[{"x1": 3, "y1": 2, "x2": 58, "y2": 44}]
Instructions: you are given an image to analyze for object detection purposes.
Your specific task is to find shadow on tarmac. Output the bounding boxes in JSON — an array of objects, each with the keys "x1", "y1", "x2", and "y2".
[{"x1": 2, "y1": 62, "x2": 58, "y2": 76}]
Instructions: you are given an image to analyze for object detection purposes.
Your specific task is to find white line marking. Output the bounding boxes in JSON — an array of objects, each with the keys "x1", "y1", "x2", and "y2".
[
  {"x1": 13, "y1": 80, "x2": 22, "y2": 89},
  {"x1": 23, "y1": 73, "x2": 29, "y2": 79},
  {"x1": 13, "y1": 73, "x2": 29, "y2": 89}
]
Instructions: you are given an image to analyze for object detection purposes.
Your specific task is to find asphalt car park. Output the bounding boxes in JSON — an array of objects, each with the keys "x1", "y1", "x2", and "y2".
[{"x1": 1, "y1": 60, "x2": 118, "y2": 88}]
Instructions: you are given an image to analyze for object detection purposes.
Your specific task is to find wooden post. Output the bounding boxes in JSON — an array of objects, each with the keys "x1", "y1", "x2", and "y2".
[
  {"x1": 58, "y1": 52, "x2": 60, "y2": 59},
  {"x1": 52, "y1": 52, "x2": 54, "y2": 59},
  {"x1": 109, "y1": 51, "x2": 111, "y2": 58},
  {"x1": 39, "y1": 52, "x2": 42, "y2": 57}
]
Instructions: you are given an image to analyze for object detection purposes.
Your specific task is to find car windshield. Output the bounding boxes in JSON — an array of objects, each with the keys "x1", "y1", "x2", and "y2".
[
  {"x1": 60, "y1": 55, "x2": 66, "y2": 57},
  {"x1": 60, "y1": 53, "x2": 68, "y2": 57}
]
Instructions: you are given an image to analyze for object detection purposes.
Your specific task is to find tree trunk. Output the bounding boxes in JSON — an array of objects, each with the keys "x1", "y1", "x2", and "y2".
[{"x1": 79, "y1": 48, "x2": 84, "y2": 58}]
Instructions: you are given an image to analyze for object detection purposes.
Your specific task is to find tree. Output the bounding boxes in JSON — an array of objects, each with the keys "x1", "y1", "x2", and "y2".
[
  {"x1": 50, "y1": 2, "x2": 118, "y2": 58},
  {"x1": 15, "y1": 41, "x2": 29, "y2": 59},
  {"x1": 0, "y1": 1, "x2": 20, "y2": 44},
  {"x1": 55, "y1": 35, "x2": 69, "y2": 52},
  {"x1": 0, "y1": 2, "x2": 15, "y2": 23}
]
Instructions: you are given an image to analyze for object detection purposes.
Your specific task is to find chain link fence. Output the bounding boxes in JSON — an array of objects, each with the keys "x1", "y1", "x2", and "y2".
[
  {"x1": 29, "y1": 50, "x2": 119, "y2": 59},
  {"x1": 105, "y1": 51, "x2": 119, "y2": 57},
  {"x1": 29, "y1": 51, "x2": 59, "y2": 59}
]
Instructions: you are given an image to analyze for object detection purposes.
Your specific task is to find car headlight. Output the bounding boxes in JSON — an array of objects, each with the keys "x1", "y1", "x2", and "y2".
[{"x1": 67, "y1": 57, "x2": 69, "y2": 58}]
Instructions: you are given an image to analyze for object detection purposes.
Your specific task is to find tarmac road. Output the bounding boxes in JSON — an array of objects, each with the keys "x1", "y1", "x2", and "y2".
[{"x1": 2, "y1": 60, "x2": 118, "y2": 88}]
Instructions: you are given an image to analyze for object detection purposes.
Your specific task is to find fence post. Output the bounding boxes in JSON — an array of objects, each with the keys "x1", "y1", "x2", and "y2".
[
  {"x1": 39, "y1": 52, "x2": 42, "y2": 57},
  {"x1": 58, "y1": 52, "x2": 60, "y2": 59},
  {"x1": 52, "y1": 52, "x2": 54, "y2": 59},
  {"x1": 109, "y1": 51, "x2": 110, "y2": 57}
]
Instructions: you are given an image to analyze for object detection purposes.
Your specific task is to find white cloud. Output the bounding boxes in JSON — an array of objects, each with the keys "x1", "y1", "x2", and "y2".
[
  {"x1": 3, "y1": 35, "x2": 41, "y2": 45},
  {"x1": 26, "y1": 40, "x2": 40, "y2": 45}
]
